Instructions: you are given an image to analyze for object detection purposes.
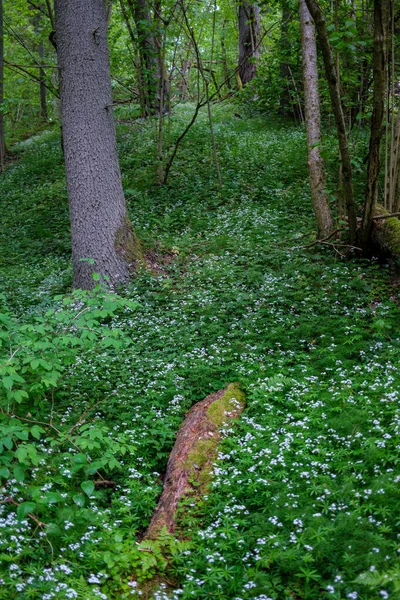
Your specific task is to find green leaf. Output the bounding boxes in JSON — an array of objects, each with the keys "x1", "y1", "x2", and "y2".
[
  {"x1": 17, "y1": 502, "x2": 36, "y2": 521},
  {"x1": 72, "y1": 493, "x2": 86, "y2": 507},
  {"x1": 3, "y1": 436, "x2": 13, "y2": 450},
  {"x1": 30, "y1": 425, "x2": 44, "y2": 439},
  {"x1": 2, "y1": 376, "x2": 14, "y2": 390},
  {"x1": 15, "y1": 429, "x2": 29, "y2": 441},
  {"x1": 13, "y1": 390, "x2": 29, "y2": 403},
  {"x1": 46, "y1": 523, "x2": 62, "y2": 537},
  {"x1": 81, "y1": 480, "x2": 95, "y2": 497},
  {"x1": 15, "y1": 445, "x2": 28, "y2": 463},
  {"x1": 45, "y1": 491, "x2": 63, "y2": 504},
  {"x1": 0, "y1": 466, "x2": 10, "y2": 479},
  {"x1": 92, "y1": 272, "x2": 101, "y2": 281},
  {"x1": 13, "y1": 464, "x2": 25, "y2": 482}
]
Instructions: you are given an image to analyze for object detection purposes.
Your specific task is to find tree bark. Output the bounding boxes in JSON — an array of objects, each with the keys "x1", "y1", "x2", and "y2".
[
  {"x1": 299, "y1": 0, "x2": 334, "y2": 238},
  {"x1": 278, "y1": 0, "x2": 291, "y2": 116},
  {"x1": 238, "y1": 1, "x2": 260, "y2": 86},
  {"x1": 38, "y1": 43, "x2": 48, "y2": 121},
  {"x1": 126, "y1": 0, "x2": 167, "y2": 116},
  {"x1": 359, "y1": 0, "x2": 389, "y2": 250},
  {"x1": 145, "y1": 384, "x2": 245, "y2": 539},
  {"x1": 54, "y1": 0, "x2": 140, "y2": 290},
  {"x1": 305, "y1": 0, "x2": 357, "y2": 244},
  {"x1": 0, "y1": 0, "x2": 6, "y2": 169}
]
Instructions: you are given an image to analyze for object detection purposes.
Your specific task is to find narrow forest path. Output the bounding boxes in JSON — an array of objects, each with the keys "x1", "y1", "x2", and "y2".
[{"x1": 0, "y1": 105, "x2": 399, "y2": 600}]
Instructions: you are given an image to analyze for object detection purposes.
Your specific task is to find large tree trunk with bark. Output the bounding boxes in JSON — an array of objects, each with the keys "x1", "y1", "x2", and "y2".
[
  {"x1": 299, "y1": 0, "x2": 334, "y2": 238},
  {"x1": 0, "y1": 0, "x2": 6, "y2": 169},
  {"x1": 238, "y1": 1, "x2": 261, "y2": 86},
  {"x1": 305, "y1": 0, "x2": 357, "y2": 244},
  {"x1": 359, "y1": 0, "x2": 389, "y2": 250},
  {"x1": 54, "y1": 0, "x2": 140, "y2": 290}
]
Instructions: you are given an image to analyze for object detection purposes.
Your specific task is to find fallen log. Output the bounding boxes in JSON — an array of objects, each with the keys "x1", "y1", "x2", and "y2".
[
  {"x1": 371, "y1": 204, "x2": 400, "y2": 257},
  {"x1": 144, "y1": 382, "x2": 246, "y2": 540}
]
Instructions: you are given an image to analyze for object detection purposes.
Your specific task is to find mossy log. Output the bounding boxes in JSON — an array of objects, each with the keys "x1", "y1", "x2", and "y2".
[
  {"x1": 372, "y1": 204, "x2": 400, "y2": 257},
  {"x1": 144, "y1": 383, "x2": 245, "y2": 540}
]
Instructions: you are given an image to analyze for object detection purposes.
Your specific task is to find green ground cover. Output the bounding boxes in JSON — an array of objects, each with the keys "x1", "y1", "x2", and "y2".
[{"x1": 0, "y1": 104, "x2": 399, "y2": 599}]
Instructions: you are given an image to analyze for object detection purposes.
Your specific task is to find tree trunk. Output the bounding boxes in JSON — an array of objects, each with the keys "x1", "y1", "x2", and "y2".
[
  {"x1": 220, "y1": 20, "x2": 232, "y2": 93},
  {"x1": 145, "y1": 384, "x2": 245, "y2": 539},
  {"x1": 392, "y1": 110, "x2": 400, "y2": 212},
  {"x1": 299, "y1": 0, "x2": 334, "y2": 238},
  {"x1": 38, "y1": 43, "x2": 48, "y2": 121},
  {"x1": 305, "y1": 0, "x2": 357, "y2": 244},
  {"x1": 0, "y1": 0, "x2": 6, "y2": 169},
  {"x1": 54, "y1": 0, "x2": 140, "y2": 290},
  {"x1": 278, "y1": 0, "x2": 292, "y2": 116},
  {"x1": 359, "y1": 0, "x2": 389, "y2": 250},
  {"x1": 127, "y1": 0, "x2": 164, "y2": 116},
  {"x1": 238, "y1": 1, "x2": 260, "y2": 86}
]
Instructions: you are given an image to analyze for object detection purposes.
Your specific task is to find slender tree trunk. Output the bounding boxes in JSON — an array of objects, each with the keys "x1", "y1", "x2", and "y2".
[
  {"x1": 54, "y1": 0, "x2": 140, "y2": 290},
  {"x1": 153, "y1": 0, "x2": 170, "y2": 111},
  {"x1": 0, "y1": 0, "x2": 6, "y2": 169},
  {"x1": 279, "y1": 0, "x2": 291, "y2": 116},
  {"x1": 126, "y1": 0, "x2": 163, "y2": 116},
  {"x1": 305, "y1": 0, "x2": 357, "y2": 243},
  {"x1": 220, "y1": 20, "x2": 232, "y2": 93},
  {"x1": 179, "y1": 57, "x2": 192, "y2": 100},
  {"x1": 238, "y1": 1, "x2": 260, "y2": 86},
  {"x1": 300, "y1": 0, "x2": 334, "y2": 238},
  {"x1": 391, "y1": 111, "x2": 400, "y2": 212},
  {"x1": 38, "y1": 43, "x2": 48, "y2": 121},
  {"x1": 359, "y1": 0, "x2": 389, "y2": 250}
]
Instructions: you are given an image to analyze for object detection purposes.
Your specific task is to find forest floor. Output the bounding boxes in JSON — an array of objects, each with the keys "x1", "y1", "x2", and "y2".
[{"x1": 0, "y1": 104, "x2": 400, "y2": 600}]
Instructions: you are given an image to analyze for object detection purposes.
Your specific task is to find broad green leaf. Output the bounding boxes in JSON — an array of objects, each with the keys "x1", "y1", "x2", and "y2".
[
  {"x1": 81, "y1": 480, "x2": 95, "y2": 497},
  {"x1": 72, "y1": 493, "x2": 86, "y2": 507},
  {"x1": 0, "y1": 466, "x2": 9, "y2": 479},
  {"x1": 17, "y1": 502, "x2": 36, "y2": 521}
]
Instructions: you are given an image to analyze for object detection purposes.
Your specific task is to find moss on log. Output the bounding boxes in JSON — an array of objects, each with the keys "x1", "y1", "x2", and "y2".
[
  {"x1": 133, "y1": 384, "x2": 245, "y2": 598},
  {"x1": 144, "y1": 383, "x2": 245, "y2": 540},
  {"x1": 372, "y1": 204, "x2": 400, "y2": 257}
]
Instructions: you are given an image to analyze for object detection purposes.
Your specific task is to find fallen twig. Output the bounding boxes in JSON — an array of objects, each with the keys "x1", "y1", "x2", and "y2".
[
  {"x1": 372, "y1": 212, "x2": 400, "y2": 220},
  {"x1": 1, "y1": 496, "x2": 47, "y2": 528}
]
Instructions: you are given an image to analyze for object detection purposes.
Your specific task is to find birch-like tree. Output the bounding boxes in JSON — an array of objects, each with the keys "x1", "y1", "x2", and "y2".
[{"x1": 299, "y1": 0, "x2": 333, "y2": 238}]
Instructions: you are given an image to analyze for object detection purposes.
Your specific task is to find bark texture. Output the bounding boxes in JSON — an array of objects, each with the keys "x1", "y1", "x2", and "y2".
[
  {"x1": 299, "y1": 0, "x2": 334, "y2": 238},
  {"x1": 145, "y1": 384, "x2": 245, "y2": 539},
  {"x1": 55, "y1": 0, "x2": 140, "y2": 290},
  {"x1": 359, "y1": 0, "x2": 389, "y2": 250},
  {"x1": 305, "y1": 0, "x2": 357, "y2": 243},
  {"x1": 238, "y1": 1, "x2": 261, "y2": 86},
  {"x1": 278, "y1": 0, "x2": 292, "y2": 116},
  {"x1": 0, "y1": 0, "x2": 6, "y2": 168},
  {"x1": 371, "y1": 204, "x2": 400, "y2": 257}
]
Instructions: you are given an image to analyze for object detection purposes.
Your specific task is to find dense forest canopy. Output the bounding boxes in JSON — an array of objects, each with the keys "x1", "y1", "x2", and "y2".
[{"x1": 1, "y1": 0, "x2": 400, "y2": 599}]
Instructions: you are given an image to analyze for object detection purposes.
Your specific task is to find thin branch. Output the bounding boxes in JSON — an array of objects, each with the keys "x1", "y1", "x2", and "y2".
[
  {"x1": 4, "y1": 60, "x2": 59, "y2": 97},
  {"x1": 300, "y1": 228, "x2": 342, "y2": 248},
  {"x1": 27, "y1": 0, "x2": 49, "y2": 21},
  {"x1": 45, "y1": 0, "x2": 55, "y2": 30},
  {"x1": 67, "y1": 389, "x2": 119, "y2": 435},
  {"x1": 1, "y1": 496, "x2": 47, "y2": 528},
  {"x1": 372, "y1": 211, "x2": 400, "y2": 220}
]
